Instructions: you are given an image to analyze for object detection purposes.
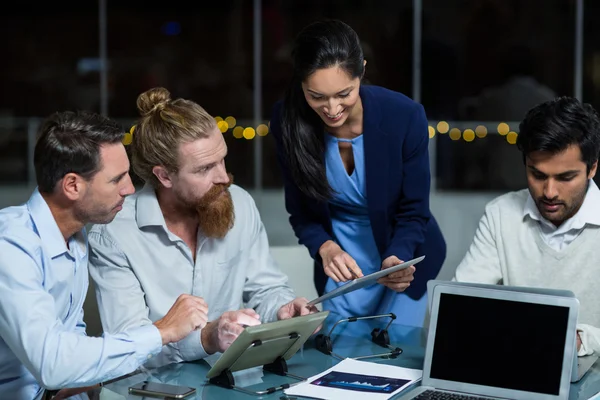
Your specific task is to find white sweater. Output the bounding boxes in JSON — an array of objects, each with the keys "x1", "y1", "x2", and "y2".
[{"x1": 454, "y1": 189, "x2": 600, "y2": 355}]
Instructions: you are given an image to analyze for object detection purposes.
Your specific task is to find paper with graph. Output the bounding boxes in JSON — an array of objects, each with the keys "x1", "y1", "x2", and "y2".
[{"x1": 284, "y1": 358, "x2": 422, "y2": 400}]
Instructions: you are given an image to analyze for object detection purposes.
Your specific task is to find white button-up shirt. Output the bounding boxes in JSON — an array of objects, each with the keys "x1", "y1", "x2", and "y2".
[
  {"x1": 523, "y1": 180, "x2": 600, "y2": 251},
  {"x1": 88, "y1": 184, "x2": 296, "y2": 367}
]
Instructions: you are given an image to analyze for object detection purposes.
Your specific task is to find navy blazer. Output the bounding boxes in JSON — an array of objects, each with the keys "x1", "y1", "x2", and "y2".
[{"x1": 270, "y1": 85, "x2": 446, "y2": 299}]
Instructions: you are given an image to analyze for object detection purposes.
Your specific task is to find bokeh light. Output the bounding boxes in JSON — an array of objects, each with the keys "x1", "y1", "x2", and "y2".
[
  {"x1": 449, "y1": 128, "x2": 461, "y2": 140},
  {"x1": 233, "y1": 126, "x2": 244, "y2": 139},
  {"x1": 498, "y1": 122, "x2": 510, "y2": 136},
  {"x1": 243, "y1": 127, "x2": 256, "y2": 140},
  {"x1": 225, "y1": 116, "x2": 236, "y2": 128},
  {"x1": 463, "y1": 129, "x2": 475, "y2": 142},
  {"x1": 428, "y1": 126, "x2": 436, "y2": 139},
  {"x1": 217, "y1": 120, "x2": 229, "y2": 133},
  {"x1": 257, "y1": 124, "x2": 269, "y2": 136},
  {"x1": 437, "y1": 121, "x2": 449, "y2": 134},
  {"x1": 475, "y1": 125, "x2": 487, "y2": 138}
]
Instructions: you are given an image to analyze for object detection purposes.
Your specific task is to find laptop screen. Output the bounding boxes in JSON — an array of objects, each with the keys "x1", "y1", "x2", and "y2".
[{"x1": 429, "y1": 292, "x2": 570, "y2": 395}]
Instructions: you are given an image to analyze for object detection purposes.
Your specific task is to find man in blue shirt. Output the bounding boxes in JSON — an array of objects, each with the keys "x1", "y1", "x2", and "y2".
[{"x1": 0, "y1": 111, "x2": 210, "y2": 400}]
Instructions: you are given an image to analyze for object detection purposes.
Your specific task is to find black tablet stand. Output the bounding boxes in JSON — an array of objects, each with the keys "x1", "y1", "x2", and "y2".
[
  {"x1": 208, "y1": 333, "x2": 306, "y2": 396},
  {"x1": 314, "y1": 313, "x2": 402, "y2": 360}
]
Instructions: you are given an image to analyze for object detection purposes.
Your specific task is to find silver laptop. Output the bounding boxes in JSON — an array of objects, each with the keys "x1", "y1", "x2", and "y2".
[
  {"x1": 399, "y1": 282, "x2": 580, "y2": 400},
  {"x1": 426, "y1": 280, "x2": 598, "y2": 383}
]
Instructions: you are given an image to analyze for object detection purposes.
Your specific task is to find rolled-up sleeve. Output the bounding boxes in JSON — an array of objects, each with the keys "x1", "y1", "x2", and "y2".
[
  {"x1": 89, "y1": 230, "x2": 209, "y2": 365},
  {"x1": 241, "y1": 195, "x2": 296, "y2": 322},
  {"x1": 576, "y1": 324, "x2": 600, "y2": 356}
]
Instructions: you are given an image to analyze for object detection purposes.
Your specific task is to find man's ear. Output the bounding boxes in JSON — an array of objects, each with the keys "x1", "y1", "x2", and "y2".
[
  {"x1": 60, "y1": 173, "x2": 86, "y2": 201},
  {"x1": 589, "y1": 161, "x2": 598, "y2": 180},
  {"x1": 152, "y1": 166, "x2": 174, "y2": 188}
]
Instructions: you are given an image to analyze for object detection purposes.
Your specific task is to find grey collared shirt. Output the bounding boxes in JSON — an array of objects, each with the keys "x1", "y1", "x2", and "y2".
[{"x1": 88, "y1": 184, "x2": 296, "y2": 367}]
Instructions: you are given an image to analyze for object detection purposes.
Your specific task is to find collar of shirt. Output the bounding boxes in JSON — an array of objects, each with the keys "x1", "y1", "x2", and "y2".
[
  {"x1": 135, "y1": 184, "x2": 186, "y2": 244},
  {"x1": 523, "y1": 179, "x2": 600, "y2": 233},
  {"x1": 26, "y1": 188, "x2": 87, "y2": 260},
  {"x1": 136, "y1": 185, "x2": 166, "y2": 228}
]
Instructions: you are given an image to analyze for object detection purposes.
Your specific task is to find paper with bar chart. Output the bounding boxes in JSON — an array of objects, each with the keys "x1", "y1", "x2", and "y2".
[{"x1": 284, "y1": 358, "x2": 422, "y2": 400}]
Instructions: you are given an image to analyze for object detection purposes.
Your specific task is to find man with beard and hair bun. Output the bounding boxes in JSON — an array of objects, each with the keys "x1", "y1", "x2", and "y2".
[
  {"x1": 454, "y1": 96, "x2": 600, "y2": 356},
  {"x1": 89, "y1": 87, "x2": 317, "y2": 366}
]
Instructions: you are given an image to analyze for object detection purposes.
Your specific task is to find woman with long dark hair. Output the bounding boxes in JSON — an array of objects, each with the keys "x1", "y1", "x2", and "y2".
[{"x1": 270, "y1": 19, "x2": 446, "y2": 325}]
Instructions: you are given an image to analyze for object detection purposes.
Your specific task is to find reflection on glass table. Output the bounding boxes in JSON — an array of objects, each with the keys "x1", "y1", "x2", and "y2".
[{"x1": 100, "y1": 311, "x2": 600, "y2": 400}]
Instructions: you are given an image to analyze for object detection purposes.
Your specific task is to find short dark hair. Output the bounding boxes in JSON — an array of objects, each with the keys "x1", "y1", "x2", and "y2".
[
  {"x1": 517, "y1": 96, "x2": 600, "y2": 172},
  {"x1": 282, "y1": 19, "x2": 364, "y2": 201},
  {"x1": 34, "y1": 110, "x2": 125, "y2": 193}
]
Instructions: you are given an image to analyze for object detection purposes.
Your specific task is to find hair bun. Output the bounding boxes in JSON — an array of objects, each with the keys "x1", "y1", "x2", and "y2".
[{"x1": 136, "y1": 87, "x2": 171, "y2": 117}]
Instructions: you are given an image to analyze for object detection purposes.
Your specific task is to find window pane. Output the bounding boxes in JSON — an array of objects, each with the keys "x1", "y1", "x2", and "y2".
[
  {"x1": 425, "y1": 0, "x2": 575, "y2": 191},
  {"x1": 0, "y1": 120, "x2": 28, "y2": 185},
  {"x1": 583, "y1": 0, "x2": 600, "y2": 115},
  {"x1": 433, "y1": 123, "x2": 526, "y2": 191},
  {"x1": 583, "y1": 0, "x2": 600, "y2": 188},
  {"x1": 0, "y1": 4, "x2": 99, "y2": 116},
  {"x1": 107, "y1": 1, "x2": 255, "y2": 188}
]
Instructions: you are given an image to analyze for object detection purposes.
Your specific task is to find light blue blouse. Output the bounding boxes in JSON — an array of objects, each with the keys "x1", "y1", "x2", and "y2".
[{"x1": 323, "y1": 133, "x2": 427, "y2": 326}]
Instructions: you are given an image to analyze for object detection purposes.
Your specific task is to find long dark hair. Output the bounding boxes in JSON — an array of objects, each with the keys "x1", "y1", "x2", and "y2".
[{"x1": 282, "y1": 19, "x2": 365, "y2": 202}]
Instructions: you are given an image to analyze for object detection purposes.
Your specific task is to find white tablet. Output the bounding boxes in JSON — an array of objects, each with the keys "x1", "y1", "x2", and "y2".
[
  {"x1": 307, "y1": 255, "x2": 425, "y2": 306},
  {"x1": 206, "y1": 311, "x2": 330, "y2": 379}
]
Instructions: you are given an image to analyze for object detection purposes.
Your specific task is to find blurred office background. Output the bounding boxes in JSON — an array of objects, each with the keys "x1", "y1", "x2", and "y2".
[{"x1": 1, "y1": 0, "x2": 599, "y2": 286}]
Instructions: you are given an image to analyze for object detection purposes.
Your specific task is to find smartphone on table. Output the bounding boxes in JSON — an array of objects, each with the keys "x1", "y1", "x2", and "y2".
[{"x1": 128, "y1": 381, "x2": 196, "y2": 399}]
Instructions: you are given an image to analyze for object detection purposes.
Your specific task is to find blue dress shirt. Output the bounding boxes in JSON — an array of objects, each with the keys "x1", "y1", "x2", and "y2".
[{"x1": 0, "y1": 189, "x2": 162, "y2": 400}]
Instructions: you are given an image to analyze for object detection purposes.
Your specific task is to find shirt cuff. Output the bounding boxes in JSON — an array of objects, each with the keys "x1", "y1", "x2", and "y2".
[
  {"x1": 129, "y1": 324, "x2": 163, "y2": 364},
  {"x1": 577, "y1": 328, "x2": 594, "y2": 356},
  {"x1": 262, "y1": 292, "x2": 296, "y2": 322},
  {"x1": 178, "y1": 329, "x2": 209, "y2": 361}
]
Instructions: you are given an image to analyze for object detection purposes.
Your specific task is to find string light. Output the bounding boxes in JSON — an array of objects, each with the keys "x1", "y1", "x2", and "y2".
[
  {"x1": 233, "y1": 126, "x2": 244, "y2": 139},
  {"x1": 243, "y1": 127, "x2": 256, "y2": 140},
  {"x1": 463, "y1": 129, "x2": 475, "y2": 142},
  {"x1": 204, "y1": 116, "x2": 521, "y2": 146},
  {"x1": 215, "y1": 117, "x2": 269, "y2": 140},
  {"x1": 507, "y1": 131, "x2": 518, "y2": 144},
  {"x1": 256, "y1": 124, "x2": 269, "y2": 136},
  {"x1": 217, "y1": 120, "x2": 229, "y2": 133},
  {"x1": 449, "y1": 128, "x2": 462, "y2": 141},
  {"x1": 428, "y1": 126, "x2": 436, "y2": 138},
  {"x1": 475, "y1": 125, "x2": 487, "y2": 138},
  {"x1": 437, "y1": 121, "x2": 449, "y2": 134},
  {"x1": 225, "y1": 116, "x2": 237, "y2": 128}
]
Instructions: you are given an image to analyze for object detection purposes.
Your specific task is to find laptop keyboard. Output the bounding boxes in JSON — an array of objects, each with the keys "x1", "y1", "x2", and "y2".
[{"x1": 414, "y1": 390, "x2": 493, "y2": 400}]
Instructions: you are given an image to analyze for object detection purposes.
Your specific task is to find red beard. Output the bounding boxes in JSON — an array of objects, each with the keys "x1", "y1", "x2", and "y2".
[{"x1": 196, "y1": 173, "x2": 235, "y2": 238}]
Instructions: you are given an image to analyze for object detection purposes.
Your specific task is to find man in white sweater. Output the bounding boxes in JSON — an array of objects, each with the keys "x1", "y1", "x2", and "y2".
[{"x1": 454, "y1": 96, "x2": 600, "y2": 356}]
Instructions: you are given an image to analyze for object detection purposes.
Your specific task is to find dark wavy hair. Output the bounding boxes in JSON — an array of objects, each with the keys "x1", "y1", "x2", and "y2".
[
  {"x1": 517, "y1": 96, "x2": 600, "y2": 173},
  {"x1": 34, "y1": 111, "x2": 124, "y2": 193},
  {"x1": 281, "y1": 19, "x2": 364, "y2": 201}
]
